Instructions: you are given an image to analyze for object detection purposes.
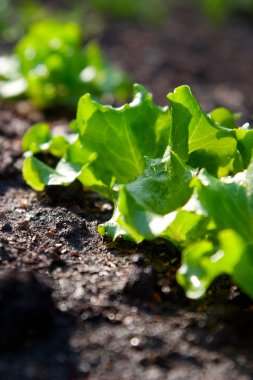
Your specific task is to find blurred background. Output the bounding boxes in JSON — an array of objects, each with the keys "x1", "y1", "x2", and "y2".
[{"x1": 1, "y1": 0, "x2": 253, "y2": 118}]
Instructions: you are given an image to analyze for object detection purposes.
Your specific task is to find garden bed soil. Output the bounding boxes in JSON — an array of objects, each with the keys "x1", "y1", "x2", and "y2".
[{"x1": 1, "y1": 5, "x2": 253, "y2": 380}]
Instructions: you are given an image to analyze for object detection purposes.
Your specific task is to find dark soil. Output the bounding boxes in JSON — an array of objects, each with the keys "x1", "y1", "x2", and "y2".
[{"x1": 1, "y1": 5, "x2": 253, "y2": 380}]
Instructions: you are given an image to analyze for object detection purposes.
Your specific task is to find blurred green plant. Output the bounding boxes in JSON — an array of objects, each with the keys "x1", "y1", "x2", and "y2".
[
  {"x1": 196, "y1": 0, "x2": 253, "y2": 22},
  {"x1": 0, "y1": 0, "x2": 169, "y2": 45},
  {"x1": 0, "y1": 0, "x2": 104, "y2": 44},
  {"x1": 87, "y1": 0, "x2": 168, "y2": 23},
  {"x1": 0, "y1": 0, "x2": 48, "y2": 43},
  {"x1": 1, "y1": 0, "x2": 253, "y2": 44},
  {"x1": 0, "y1": 20, "x2": 132, "y2": 109}
]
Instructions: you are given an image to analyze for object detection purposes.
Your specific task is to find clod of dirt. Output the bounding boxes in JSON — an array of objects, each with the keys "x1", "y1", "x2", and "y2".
[
  {"x1": 0, "y1": 271, "x2": 57, "y2": 347},
  {"x1": 0, "y1": 242, "x2": 15, "y2": 263},
  {"x1": 44, "y1": 181, "x2": 86, "y2": 206},
  {"x1": 131, "y1": 253, "x2": 146, "y2": 267},
  {"x1": 123, "y1": 265, "x2": 161, "y2": 302}
]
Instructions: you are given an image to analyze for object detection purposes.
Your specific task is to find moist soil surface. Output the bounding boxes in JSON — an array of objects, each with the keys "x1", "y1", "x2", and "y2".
[{"x1": 1, "y1": 5, "x2": 253, "y2": 380}]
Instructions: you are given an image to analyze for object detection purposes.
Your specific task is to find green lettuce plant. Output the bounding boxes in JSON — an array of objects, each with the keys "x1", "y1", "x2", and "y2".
[
  {"x1": 22, "y1": 84, "x2": 253, "y2": 300},
  {"x1": 0, "y1": 20, "x2": 131, "y2": 108}
]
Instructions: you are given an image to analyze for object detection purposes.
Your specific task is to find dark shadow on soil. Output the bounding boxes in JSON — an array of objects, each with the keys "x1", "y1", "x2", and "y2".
[{"x1": 0, "y1": 271, "x2": 80, "y2": 380}]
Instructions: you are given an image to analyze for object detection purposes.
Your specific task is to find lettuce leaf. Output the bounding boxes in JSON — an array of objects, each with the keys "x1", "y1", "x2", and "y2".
[
  {"x1": 100, "y1": 151, "x2": 193, "y2": 241},
  {"x1": 76, "y1": 84, "x2": 171, "y2": 197},
  {"x1": 22, "y1": 84, "x2": 171, "y2": 198},
  {"x1": 168, "y1": 86, "x2": 237, "y2": 175}
]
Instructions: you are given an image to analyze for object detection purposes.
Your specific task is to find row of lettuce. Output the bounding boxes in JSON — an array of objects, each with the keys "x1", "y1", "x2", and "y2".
[
  {"x1": 22, "y1": 84, "x2": 253, "y2": 300},
  {"x1": 2, "y1": 0, "x2": 253, "y2": 43}
]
